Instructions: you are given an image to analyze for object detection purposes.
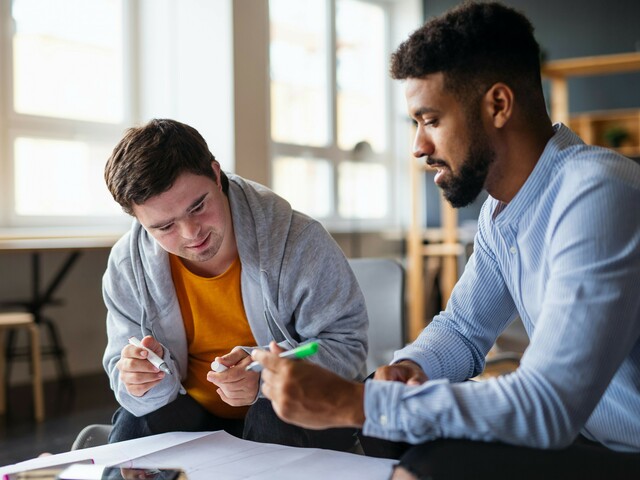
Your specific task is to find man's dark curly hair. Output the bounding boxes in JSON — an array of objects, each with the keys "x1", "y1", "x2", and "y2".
[
  {"x1": 391, "y1": 2, "x2": 544, "y2": 109},
  {"x1": 105, "y1": 119, "x2": 229, "y2": 215}
]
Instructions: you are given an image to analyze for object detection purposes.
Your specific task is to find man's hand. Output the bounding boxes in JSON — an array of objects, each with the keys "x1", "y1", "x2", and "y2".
[
  {"x1": 116, "y1": 335, "x2": 166, "y2": 397},
  {"x1": 253, "y1": 342, "x2": 366, "y2": 429},
  {"x1": 207, "y1": 347, "x2": 260, "y2": 406},
  {"x1": 374, "y1": 360, "x2": 428, "y2": 385}
]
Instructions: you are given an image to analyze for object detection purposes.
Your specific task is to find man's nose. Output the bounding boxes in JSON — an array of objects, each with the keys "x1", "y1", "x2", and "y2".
[
  {"x1": 180, "y1": 220, "x2": 201, "y2": 240},
  {"x1": 412, "y1": 128, "x2": 435, "y2": 159}
]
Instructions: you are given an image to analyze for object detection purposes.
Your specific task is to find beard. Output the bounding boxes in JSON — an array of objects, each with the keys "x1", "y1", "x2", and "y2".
[{"x1": 439, "y1": 119, "x2": 495, "y2": 208}]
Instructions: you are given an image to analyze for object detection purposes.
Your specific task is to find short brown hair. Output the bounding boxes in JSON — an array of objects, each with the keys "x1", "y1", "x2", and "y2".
[{"x1": 105, "y1": 119, "x2": 229, "y2": 215}]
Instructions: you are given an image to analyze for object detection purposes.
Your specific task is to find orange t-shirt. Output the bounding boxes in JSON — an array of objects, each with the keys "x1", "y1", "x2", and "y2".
[{"x1": 170, "y1": 254, "x2": 256, "y2": 419}]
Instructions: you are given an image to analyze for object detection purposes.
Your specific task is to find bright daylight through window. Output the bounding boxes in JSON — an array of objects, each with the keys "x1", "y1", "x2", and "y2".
[
  {"x1": 1, "y1": 0, "x2": 128, "y2": 224},
  {"x1": 269, "y1": 0, "x2": 392, "y2": 227}
]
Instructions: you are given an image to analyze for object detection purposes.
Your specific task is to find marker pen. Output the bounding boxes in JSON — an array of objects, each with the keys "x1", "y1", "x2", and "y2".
[
  {"x1": 128, "y1": 336, "x2": 172, "y2": 375},
  {"x1": 210, "y1": 360, "x2": 228, "y2": 373},
  {"x1": 245, "y1": 341, "x2": 319, "y2": 372}
]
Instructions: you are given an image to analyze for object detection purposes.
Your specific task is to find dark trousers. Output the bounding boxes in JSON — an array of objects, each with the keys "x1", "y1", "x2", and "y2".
[
  {"x1": 110, "y1": 394, "x2": 357, "y2": 452},
  {"x1": 359, "y1": 434, "x2": 640, "y2": 480}
]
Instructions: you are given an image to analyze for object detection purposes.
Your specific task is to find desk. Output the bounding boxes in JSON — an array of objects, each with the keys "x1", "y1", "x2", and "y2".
[{"x1": 0, "y1": 229, "x2": 123, "y2": 383}]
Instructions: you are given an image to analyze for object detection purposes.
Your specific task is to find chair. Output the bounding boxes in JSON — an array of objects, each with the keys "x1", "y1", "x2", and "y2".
[
  {"x1": 71, "y1": 423, "x2": 113, "y2": 450},
  {"x1": 0, "y1": 312, "x2": 44, "y2": 422},
  {"x1": 348, "y1": 258, "x2": 406, "y2": 373}
]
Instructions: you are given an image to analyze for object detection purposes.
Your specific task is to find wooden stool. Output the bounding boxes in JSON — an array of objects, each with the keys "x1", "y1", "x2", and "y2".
[{"x1": 0, "y1": 312, "x2": 44, "y2": 422}]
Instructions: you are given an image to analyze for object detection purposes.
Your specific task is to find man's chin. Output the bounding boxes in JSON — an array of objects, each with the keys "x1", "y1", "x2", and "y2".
[{"x1": 442, "y1": 186, "x2": 482, "y2": 208}]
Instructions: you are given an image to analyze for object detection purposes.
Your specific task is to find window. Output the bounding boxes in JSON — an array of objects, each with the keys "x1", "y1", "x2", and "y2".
[
  {"x1": 269, "y1": 0, "x2": 394, "y2": 229},
  {"x1": 0, "y1": 0, "x2": 132, "y2": 227}
]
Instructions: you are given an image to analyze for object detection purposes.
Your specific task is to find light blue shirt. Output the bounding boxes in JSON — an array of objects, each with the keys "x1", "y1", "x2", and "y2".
[{"x1": 364, "y1": 124, "x2": 640, "y2": 452}]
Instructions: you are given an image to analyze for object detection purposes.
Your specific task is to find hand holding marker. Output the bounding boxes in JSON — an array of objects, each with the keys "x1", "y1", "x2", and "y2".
[
  {"x1": 245, "y1": 341, "x2": 319, "y2": 372},
  {"x1": 128, "y1": 336, "x2": 172, "y2": 375}
]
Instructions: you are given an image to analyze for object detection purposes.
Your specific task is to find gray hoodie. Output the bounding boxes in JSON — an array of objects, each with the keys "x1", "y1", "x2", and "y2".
[{"x1": 102, "y1": 174, "x2": 368, "y2": 416}]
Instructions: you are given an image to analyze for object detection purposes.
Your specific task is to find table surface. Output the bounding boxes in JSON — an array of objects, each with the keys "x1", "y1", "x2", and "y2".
[{"x1": 0, "y1": 228, "x2": 125, "y2": 252}]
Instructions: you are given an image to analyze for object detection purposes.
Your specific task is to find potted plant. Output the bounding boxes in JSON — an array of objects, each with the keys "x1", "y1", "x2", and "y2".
[{"x1": 603, "y1": 126, "x2": 630, "y2": 148}]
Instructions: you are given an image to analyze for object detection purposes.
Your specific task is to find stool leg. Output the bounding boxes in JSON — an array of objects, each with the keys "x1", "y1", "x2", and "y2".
[
  {"x1": 4, "y1": 328, "x2": 17, "y2": 387},
  {"x1": 40, "y1": 315, "x2": 72, "y2": 383},
  {"x1": 29, "y1": 324, "x2": 45, "y2": 422},
  {"x1": 0, "y1": 330, "x2": 6, "y2": 416}
]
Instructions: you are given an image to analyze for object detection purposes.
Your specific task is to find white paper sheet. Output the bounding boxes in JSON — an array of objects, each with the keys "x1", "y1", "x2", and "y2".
[
  {"x1": 123, "y1": 431, "x2": 397, "y2": 480},
  {"x1": 1, "y1": 431, "x2": 397, "y2": 480}
]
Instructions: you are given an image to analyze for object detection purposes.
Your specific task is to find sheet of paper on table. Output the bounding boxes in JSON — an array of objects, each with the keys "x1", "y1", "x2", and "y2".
[{"x1": 0, "y1": 431, "x2": 397, "y2": 480}]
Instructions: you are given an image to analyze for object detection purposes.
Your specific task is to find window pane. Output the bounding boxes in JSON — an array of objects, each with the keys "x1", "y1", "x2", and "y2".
[
  {"x1": 336, "y1": 0, "x2": 387, "y2": 152},
  {"x1": 12, "y1": 0, "x2": 124, "y2": 123},
  {"x1": 273, "y1": 156, "x2": 332, "y2": 218},
  {"x1": 14, "y1": 137, "x2": 120, "y2": 216},
  {"x1": 270, "y1": 0, "x2": 329, "y2": 146},
  {"x1": 338, "y1": 161, "x2": 388, "y2": 219}
]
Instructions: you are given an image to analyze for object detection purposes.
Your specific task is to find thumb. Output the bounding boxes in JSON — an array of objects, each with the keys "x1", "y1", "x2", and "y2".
[
  {"x1": 141, "y1": 335, "x2": 164, "y2": 358},
  {"x1": 219, "y1": 347, "x2": 249, "y2": 367}
]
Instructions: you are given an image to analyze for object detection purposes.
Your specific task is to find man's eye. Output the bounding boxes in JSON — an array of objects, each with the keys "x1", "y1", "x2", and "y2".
[
  {"x1": 191, "y1": 202, "x2": 205, "y2": 213},
  {"x1": 158, "y1": 224, "x2": 173, "y2": 232},
  {"x1": 424, "y1": 118, "x2": 438, "y2": 127}
]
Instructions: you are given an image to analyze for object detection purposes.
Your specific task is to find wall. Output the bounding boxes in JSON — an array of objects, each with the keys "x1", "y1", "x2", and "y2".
[{"x1": 423, "y1": 0, "x2": 640, "y2": 112}]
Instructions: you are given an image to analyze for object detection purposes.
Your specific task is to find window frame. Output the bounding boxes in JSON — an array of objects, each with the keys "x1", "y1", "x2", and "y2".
[
  {"x1": 269, "y1": 0, "x2": 399, "y2": 232},
  {"x1": 0, "y1": 0, "x2": 137, "y2": 228}
]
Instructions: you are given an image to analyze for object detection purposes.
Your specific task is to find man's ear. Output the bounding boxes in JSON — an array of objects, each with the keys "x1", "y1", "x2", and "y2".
[
  {"x1": 211, "y1": 160, "x2": 222, "y2": 189},
  {"x1": 483, "y1": 82, "x2": 513, "y2": 129}
]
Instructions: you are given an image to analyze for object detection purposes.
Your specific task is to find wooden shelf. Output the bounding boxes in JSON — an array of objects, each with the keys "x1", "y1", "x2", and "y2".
[
  {"x1": 542, "y1": 52, "x2": 640, "y2": 78},
  {"x1": 542, "y1": 52, "x2": 640, "y2": 125},
  {"x1": 569, "y1": 108, "x2": 640, "y2": 157}
]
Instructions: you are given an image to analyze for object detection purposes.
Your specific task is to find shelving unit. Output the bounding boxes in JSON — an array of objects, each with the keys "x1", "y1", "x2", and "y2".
[
  {"x1": 542, "y1": 51, "x2": 640, "y2": 156},
  {"x1": 407, "y1": 157, "x2": 464, "y2": 341},
  {"x1": 569, "y1": 109, "x2": 640, "y2": 157},
  {"x1": 405, "y1": 52, "x2": 640, "y2": 341}
]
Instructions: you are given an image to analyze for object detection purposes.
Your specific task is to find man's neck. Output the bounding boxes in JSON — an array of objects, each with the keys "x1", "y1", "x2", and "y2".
[{"x1": 487, "y1": 120, "x2": 554, "y2": 204}]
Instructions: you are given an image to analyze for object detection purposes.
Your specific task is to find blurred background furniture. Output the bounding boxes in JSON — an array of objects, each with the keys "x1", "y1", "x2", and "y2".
[
  {"x1": 0, "y1": 232, "x2": 120, "y2": 391},
  {"x1": 0, "y1": 311, "x2": 44, "y2": 422},
  {"x1": 348, "y1": 258, "x2": 405, "y2": 373},
  {"x1": 71, "y1": 423, "x2": 113, "y2": 450}
]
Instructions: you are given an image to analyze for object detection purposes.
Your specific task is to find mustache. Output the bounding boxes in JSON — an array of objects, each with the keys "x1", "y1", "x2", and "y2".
[{"x1": 425, "y1": 156, "x2": 448, "y2": 168}]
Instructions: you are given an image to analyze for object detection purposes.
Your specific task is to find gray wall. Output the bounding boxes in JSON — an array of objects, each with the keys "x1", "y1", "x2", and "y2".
[{"x1": 423, "y1": 0, "x2": 640, "y2": 113}]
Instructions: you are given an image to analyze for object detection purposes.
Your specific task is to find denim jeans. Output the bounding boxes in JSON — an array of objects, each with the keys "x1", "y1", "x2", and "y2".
[{"x1": 110, "y1": 394, "x2": 357, "y2": 452}]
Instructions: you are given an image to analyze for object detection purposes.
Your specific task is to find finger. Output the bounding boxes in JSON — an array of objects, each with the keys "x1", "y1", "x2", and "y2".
[
  {"x1": 126, "y1": 377, "x2": 164, "y2": 397},
  {"x1": 122, "y1": 344, "x2": 149, "y2": 360},
  {"x1": 118, "y1": 357, "x2": 161, "y2": 374},
  {"x1": 140, "y1": 335, "x2": 164, "y2": 358},
  {"x1": 216, "y1": 387, "x2": 257, "y2": 406},
  {"x1": 407, "y1": 371, "x2": 428, "y2": 386},
  {"x1": 373, "y1": 365, "x2": 397, "y2": 381},
  {"x1": 121, "y1": 368, "x2": 165, "y2": 385}
]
